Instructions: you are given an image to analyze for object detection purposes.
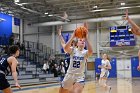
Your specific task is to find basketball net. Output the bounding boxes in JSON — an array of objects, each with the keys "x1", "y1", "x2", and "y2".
[{"x1": 118, "y1": 41, "x2": 126, "y2": 47}]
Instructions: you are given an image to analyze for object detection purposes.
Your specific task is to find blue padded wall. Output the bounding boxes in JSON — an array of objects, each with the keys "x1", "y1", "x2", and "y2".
[
  {"x1": 0, "y1": 13, "x2": 12, "y2": 45},
  {"x1": 131, "y1": 57, "x2": 140, "y2": 77}
]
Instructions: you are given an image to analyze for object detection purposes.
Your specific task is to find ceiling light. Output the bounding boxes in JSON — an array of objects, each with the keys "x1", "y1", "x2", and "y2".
[
  {"x1": 91, "y1": 9, "x2": 107, "y2": 12},
  {"x1": 44, "y1": 12, "x2": 48, "y2": 15},
  {"x1": 121, "y1": 2, "x2": 125, "y2": 6},
  {"x1": 14, "y1": 0, "x2": 20, "y2": 3},
  {"x1": 48, "y1": 14, "x2": 53, "y2": 17},
  {"x1": 93, "y1": 6, "x2": 98, "y2": 9},
  {"x1": 136, "y1": 5, "x2": 140, "y2": 7},
  {"x1": 117, "y1": 7, "x2": 131, "y2": 9}
]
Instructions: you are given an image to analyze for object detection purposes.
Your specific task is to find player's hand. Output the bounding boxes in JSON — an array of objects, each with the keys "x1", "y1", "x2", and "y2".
[
  {"x1": 137, "y1": 65, "x2": 140, "y2": 71},
  {"x1": 122, "y1": 9, "x2": 129, "y2": 20},
  {"x1": 15, "y1": 82, "x2": 21, "y2": 89},
  {"x1": 98, "y1": 65, "x2": 102, "y2": 68},
  {"x1": 84, "y1": 22, "x2": 88, "y2": 29},
  {"x1": 58, "y1": 26, "x2": 62, "y2": 36}
]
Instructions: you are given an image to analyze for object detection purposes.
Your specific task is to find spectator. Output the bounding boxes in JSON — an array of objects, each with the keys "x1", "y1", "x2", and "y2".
[
  {"x1": 42, "y1": 62, "x2": 47, "y2": 74},
  {"x1": 53, "y1": 64, "x2": 59, "y2": 77},
  {"x1": 49, "y1": 60, "x2": 54, "y2": 73},
  {"x1": 46, "y1": 61, "x2": 50, "y2": 74}
]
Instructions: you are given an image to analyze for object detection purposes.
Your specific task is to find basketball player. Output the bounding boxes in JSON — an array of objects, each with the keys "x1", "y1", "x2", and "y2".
[
  {"x1": 123, "y1": 9, "x2": 140, "y2": 70},
  {"x1": 98, "y1": 53, "x2": 111, "y2": 93},
  {"x1": 58, "y1": 23, "x2": 87, "y2": 73},
  {"x1": 58, "y1": 27, "x2": 93, "y2": 93},
  {"x1": 0, "y1": 45, "x2": 21, "y2": 93}
]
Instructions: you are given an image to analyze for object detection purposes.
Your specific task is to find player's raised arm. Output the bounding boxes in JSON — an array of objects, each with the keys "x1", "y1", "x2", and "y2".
[
  {"x1": 58, "y1": 26, "x2": 66, "y2": 49},
  {"x1": 64, "y1": 31, "x2": 76, "y2": 54},
  {"x1": 84, "y1": 22, "x2": 88, "y2": 29},
  {"x1": 123, "y1": 9, "x2": 140, "y2": 36}
]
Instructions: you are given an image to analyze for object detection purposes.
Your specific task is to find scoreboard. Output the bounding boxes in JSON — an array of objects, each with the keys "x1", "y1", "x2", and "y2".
[{"x1": 110, "y1": 26, "x2": 136, "y2": 47}]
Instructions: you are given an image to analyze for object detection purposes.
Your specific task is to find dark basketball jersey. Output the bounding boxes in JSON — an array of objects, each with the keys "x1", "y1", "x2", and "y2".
[{"x1": 0, "y1": 55, "x2": 11, "y2": 75}]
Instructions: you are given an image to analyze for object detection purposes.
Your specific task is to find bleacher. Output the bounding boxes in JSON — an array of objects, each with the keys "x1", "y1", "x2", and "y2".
[
  {"x1": 6, "y1": 58, "x2": 60, "y2": 87},
  {"x1": 0, "y1": 40, "x2": 60, "y2": 87}
]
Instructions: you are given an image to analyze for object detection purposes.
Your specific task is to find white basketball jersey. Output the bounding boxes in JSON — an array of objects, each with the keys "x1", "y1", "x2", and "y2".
[
  {"x1": 67, "y1": 48, "x2": 88, "y2": 74},
  {"x1": 101, "y1": 59, "x2": 111, "y2": 72}
]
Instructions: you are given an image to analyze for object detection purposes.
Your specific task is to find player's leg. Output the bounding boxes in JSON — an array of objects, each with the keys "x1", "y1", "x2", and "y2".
[
  {"x1": 72, "y1": 75, "x2": 85, "y2": 93},
  {"x1": 59, "y1": 74, "x2": 74, "y2": 93},
  {"x1": 2, "y1": 87, "x2": 12, "y2": 93},
  {"x1": 102, "y1": 78, "x2": 111, "y2": 93},
  {"x1": 72, "y1": 82, "x2": 84, "y2": 93},
  {"x1": 99, "y1": 72, "x2": 105, "y2": 86},
  {"x1": 0, "y1": 73, "x2": 12, "y2": 93},
  {"x1": 59, "y1": 87, "x2": 69, "y2": 93},
  {"x1": 99, "y1": 72, "x2": 111, "y2": 93}
]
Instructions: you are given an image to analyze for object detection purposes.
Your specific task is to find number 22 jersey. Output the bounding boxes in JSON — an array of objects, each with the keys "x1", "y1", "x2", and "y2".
[{"x1": 67, "y1": 48, "x2": 88, "y2": 75}]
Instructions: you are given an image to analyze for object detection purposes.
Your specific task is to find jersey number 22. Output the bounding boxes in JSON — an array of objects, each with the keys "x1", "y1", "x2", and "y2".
[{"x1": 73, "y1": 61, "x2": 80, "y2": 68}]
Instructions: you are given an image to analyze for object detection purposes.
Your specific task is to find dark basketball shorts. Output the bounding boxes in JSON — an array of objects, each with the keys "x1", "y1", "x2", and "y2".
[{"x1": 0, "y1": 73, "x2": 10, "y2": 90}]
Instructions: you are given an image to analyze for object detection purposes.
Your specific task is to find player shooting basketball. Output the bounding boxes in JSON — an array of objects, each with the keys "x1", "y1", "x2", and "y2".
[{"x1": 58, "y1": 25, "x2": 93, "y2": 93}]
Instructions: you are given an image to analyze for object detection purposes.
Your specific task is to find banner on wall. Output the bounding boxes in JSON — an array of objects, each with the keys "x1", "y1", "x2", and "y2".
[
  {"x1": 14, "y1": 18, "x2": 20, "y2": 26},
  {"x1": 0, "y1": 13, "x2": 12, "y2": 45}
]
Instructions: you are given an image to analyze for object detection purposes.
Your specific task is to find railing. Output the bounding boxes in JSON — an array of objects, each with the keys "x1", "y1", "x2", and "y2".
[
  {"x1": 20, "y1": 40, "x2": 59, "y2": 77},
  {"x1": 0, "y1": 39, "x2": 59, "y2": 77}
]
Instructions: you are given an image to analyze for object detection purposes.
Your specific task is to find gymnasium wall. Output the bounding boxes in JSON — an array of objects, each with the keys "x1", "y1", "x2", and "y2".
[
  {"x1": 23, "y1": 20, "x2": 140, "y2": 53},
  {"x1": 23, "y1": 20, "x2": 52, "y2": 47},
  {"x1": 23, "y1": 21, "x2": 97, "y2": 53}
]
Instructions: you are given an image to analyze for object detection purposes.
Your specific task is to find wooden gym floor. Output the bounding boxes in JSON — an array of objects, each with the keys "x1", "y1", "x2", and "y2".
[{"x1": 1, "y1": 78, "x2": 140, "y2": 93}]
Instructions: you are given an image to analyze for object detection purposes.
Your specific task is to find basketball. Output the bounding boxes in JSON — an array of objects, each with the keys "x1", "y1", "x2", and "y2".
[
  {"x1": 137, "y1": 65, "x2": 140, "y2": 71},
  {"x1": 75, "y1": 26, "x2": 88, "y2": 39}
]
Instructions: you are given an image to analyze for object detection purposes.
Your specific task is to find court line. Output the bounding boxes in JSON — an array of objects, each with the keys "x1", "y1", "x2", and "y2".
[
  {"x1": 0, "y1": 83, "x2": 60, "y2": 93},
  {"x1": 0, "y1": 81, "x2": 94, "y2": 93}
]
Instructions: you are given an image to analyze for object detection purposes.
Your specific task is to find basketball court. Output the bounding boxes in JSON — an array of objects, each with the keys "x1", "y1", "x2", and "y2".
[
  {"x1": 1, "y1": 0, "x2": 140, "y2": 93},
  {"x1": 6, "y1": 79, "x2": 140, "y2": 93}
]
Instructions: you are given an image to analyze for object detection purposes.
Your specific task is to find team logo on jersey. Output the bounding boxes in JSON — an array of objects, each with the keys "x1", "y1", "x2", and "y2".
[{"x1": 73, "y1": 56, "x2": 84, "y2": 60}]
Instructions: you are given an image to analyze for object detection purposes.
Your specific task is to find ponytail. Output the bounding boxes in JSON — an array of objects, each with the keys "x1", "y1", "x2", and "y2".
[{"x1": 107, "y1": 54, "x2": 111, "y2": 61}]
